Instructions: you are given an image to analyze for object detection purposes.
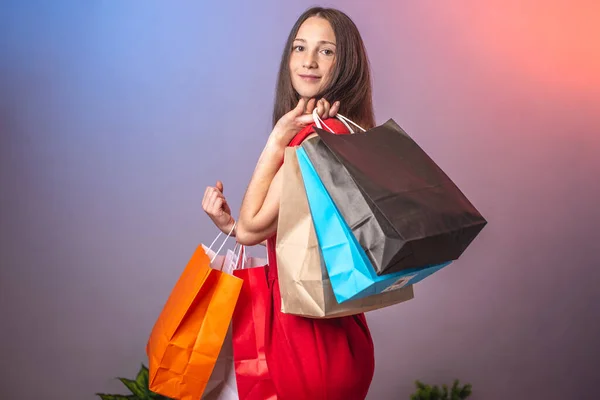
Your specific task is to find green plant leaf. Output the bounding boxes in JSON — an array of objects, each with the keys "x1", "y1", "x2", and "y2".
[
  {"x1": 459, "y1": 383, "x2": 472, "y2": 399},
  {"x1": 411, "y1": 379, "x2": 472, "y2": 400},
  {"x1": 96, "y1": 394, "x2": 137, "y2": 400},
  {"x1": 431, "y1": 385, "x2": 442, "y2": 399},
  {"x1": 451, "y1": 379, "x2": 460, "y2": 393},
  {"x1": 119, "y1": 377, "x2": 146, "y2": 398},
  {"x1": 415, "y1": 380, "x2": 427, "y2": 390},
  {"x1": 135, "y1": 364, "x2": 150, "y2": 397}
]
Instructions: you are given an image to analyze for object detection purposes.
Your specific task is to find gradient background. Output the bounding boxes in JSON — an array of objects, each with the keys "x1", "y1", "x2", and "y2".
[{"x1": 1, "y1": 1, "x2": 599, "y2": 399}]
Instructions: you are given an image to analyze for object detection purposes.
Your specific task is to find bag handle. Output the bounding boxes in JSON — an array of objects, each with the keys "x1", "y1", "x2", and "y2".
[
  {"x1": 336, "y1": 113, "x2": 366, "y2": 133},
  {"x1": 206, "y1": 221, "x2": 237, "y2": 263},
  {"x1": 232, "y1": 244, "x2": 247, "y2": 271},
  {"x1": 240, "y1": 245, "x2": 247, "y2": 270},
  {"x1": 311, "y1": 108, "x2": 367, "y2": 134}
]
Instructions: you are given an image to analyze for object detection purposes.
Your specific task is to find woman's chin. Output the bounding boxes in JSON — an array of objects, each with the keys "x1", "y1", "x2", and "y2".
[{"x1": 295, "y1": 88, "x2": 322, "y2": 100}]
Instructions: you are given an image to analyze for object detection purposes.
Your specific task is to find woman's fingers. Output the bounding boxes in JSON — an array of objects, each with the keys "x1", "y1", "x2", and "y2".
[
  {"x1": 292, "y1": 98, "x2": 307, "y2": 117},
  {"x1": 316, "y1": 99, "x2": 324, "y2": 117},
  {"x1": 211, "y1": 190, "x2": 227, "y2": 209},
  {"x1": 295, "y1": 113, "x2": 316, "y2": 125},
  {"x1": 212, "y1": 196, "x2": 224, "y2": 216},
  {"x1": 203, "y1": 186, "x2": 225, "y2": 215},
  {"x1": 202, "y1": 186, "x2": 212, "y2": 206},
  {"x1": 206, "y1": 190, "x2": 218, "y2": 213},
  {"x1": 320, "y1": 99, "x2": 331, "y2": 118},
  {"x1": 305, "y1": 98, "x2": 317, "y2": 115},
  {"x1": 295, "y1": 98, "x2": 339, "y2": 125},
  {"x1": 329, "y1": 101, "x2": 340, "y2": 117}
]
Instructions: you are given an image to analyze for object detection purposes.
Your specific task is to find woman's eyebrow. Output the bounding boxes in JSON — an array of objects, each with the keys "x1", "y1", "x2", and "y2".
[{"x1": 293, "y1": 38, "x2": 337, "y2": 46}]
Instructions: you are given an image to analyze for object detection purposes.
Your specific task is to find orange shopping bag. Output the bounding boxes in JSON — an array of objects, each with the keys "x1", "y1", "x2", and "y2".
[{"x1": 147, "y1": 226, "x2": 243, "y2": 400}]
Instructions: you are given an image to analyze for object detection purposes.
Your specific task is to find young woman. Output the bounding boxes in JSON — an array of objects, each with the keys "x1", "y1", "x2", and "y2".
[{"x1": 202, "y1": 7, "x2": 377, "y2": 400}]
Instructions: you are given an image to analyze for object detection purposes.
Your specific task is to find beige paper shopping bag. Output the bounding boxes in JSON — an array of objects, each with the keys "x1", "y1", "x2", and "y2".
[{"x1": 276, "y1": 147, "x2": 414, "y2": 318}]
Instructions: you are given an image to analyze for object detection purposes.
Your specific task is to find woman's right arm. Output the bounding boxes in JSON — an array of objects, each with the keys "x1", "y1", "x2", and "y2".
[
  {"x1": 234, "y1": 107, "x2": 306, "y2": 245},
  {"x1": 204, "y1": 98, "x2": 337, "y2": 246},
  {"x1": 235, "y1": 98, "x2": 338, "y2": 245}
]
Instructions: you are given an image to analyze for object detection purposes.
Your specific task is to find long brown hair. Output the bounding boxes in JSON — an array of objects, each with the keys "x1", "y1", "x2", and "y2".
[{"x1": 272, "y1": 7, "x2": 375, "y2": 129}]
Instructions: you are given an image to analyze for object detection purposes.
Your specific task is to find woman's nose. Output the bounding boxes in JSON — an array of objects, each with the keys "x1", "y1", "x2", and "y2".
[{"x1": 302, "y1": 53, "x2": 318, "y2": 69}]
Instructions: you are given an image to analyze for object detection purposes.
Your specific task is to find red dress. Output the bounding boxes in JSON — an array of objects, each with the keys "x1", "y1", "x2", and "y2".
[{"x1": 263, "y1": 119, "x2": 376, "y2": 400}]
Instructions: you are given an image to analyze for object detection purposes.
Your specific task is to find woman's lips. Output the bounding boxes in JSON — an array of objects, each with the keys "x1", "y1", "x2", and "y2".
[{"x1": 299, "y1": 74, "x2": 321, "y2": 82}]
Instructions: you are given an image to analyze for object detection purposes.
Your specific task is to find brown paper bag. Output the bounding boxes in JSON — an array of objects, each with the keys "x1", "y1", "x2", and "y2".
[{"x1": 276, "y1": 147, "x2": 414, "y2": 318}]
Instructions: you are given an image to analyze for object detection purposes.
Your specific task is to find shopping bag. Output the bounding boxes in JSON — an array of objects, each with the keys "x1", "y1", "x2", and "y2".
[
  {"x1": 223, "y1": 244, "x2": 241, "y2": 275},
  {"x1": 232, "y1": 255, "x2": 277, "y2": 400},
  {"x1": 229, "y1": 245, "x2": 267, "y2": 271},
  {"x1": 203, "y1": 244, "x2": 267, "y2": 399},
  {"x1": 201, "y1": 324, "x2": 238, "y2": 400},
  {"x1": 301, "y1": 135, "x2": 404, "y2": 275},
  {"x1": 201, "y1": 243, "x2": 240, "y2": 400},
  {"x1": 147, "y1": 227, "x2": 243, "y2": 400},
  {"x1": 297, "y1": 146, "x2": 451, "y2": 303},
  {"x1": 205, "y1": 246, "x2": 226, "y2": 271},
  {"x1": 247, "y1": 256, "x2": 267, "y2": 268},
  {"x1": 277, "y1": 147, "x2": 415, "y2": 317},
  {"x1": 312, "y1": 111, "x2": 487, "y2": 275}
]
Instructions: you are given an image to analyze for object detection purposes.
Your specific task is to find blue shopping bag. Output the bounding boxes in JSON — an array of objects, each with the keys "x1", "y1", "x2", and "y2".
[{"x1": 296, "y1": 146, "x2": 451, "y2": 303}]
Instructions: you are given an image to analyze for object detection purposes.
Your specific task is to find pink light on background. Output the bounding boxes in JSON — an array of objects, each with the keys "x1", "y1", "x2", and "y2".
[
  {"x1": 439, "y1": 1, "x2": 600, "y2": 96},
  {"x1": 1, "y1": 1, "x2": 599, "y2": 399}
]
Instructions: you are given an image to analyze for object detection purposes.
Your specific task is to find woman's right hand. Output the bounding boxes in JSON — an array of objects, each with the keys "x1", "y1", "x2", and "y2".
[
  {"x1": 268, "y1": 98, "x2": 339, "y2": 149},
  {"x1": 202, "y1": 180, "x2": 235, "y2": 235},
  {"x1": 235, "y1": 98, "x2": 339, "y2": 246}
]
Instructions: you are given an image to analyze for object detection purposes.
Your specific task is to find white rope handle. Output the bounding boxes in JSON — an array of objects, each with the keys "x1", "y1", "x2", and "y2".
[
  {"x1": 233, "y1": 244, "x2": 247, "y2": 270},
  {"x1": 266, "y1": 240, "x2": 270, "y2": 266},
  {"x1": 207, "y1": 221, "x2": 236, "y2": 263},
  {"x1": 240, "y1": 246, "x2": 247, "y2": 270},
  {"x1": 336, "y1": 113, "x2": 366, "y2": 133},
  {"x1": 311, "y1": 108, "x2": 366, "y2": 134},
  {"x1": 232, "y1": 242, "x2": 241, "y2": 268},
  {"x1": 233, "y1": 243, "x2": 242, "y2": 269},
  {"x1": 312, "y1": 107, "x2": 337, "y2": 133}
]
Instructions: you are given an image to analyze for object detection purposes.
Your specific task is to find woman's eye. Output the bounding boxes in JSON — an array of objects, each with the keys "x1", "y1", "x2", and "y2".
[
  {"x1": 321, "y1": 49, "x2": 334, "y2": 56},
  {"x1": 293, "y1": 45, "x2": 304, "y2": 52}
]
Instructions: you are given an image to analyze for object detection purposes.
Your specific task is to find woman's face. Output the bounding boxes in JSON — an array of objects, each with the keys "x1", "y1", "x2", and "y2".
[{"x1": 289, "y1": 16, "x2": 337, "y2": 100}]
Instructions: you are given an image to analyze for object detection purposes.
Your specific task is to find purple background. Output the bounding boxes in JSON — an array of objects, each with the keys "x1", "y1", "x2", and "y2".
[{"x1": 1, "y1": 1, "x2": 599, "y2": 399}]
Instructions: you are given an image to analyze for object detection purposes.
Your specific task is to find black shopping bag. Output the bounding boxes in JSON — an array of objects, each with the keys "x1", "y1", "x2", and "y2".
[{"x1": 313, "y1": 118, "x2": 487, "y2": 275}]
